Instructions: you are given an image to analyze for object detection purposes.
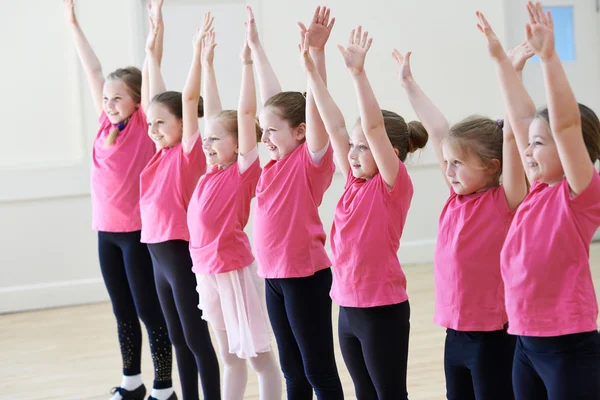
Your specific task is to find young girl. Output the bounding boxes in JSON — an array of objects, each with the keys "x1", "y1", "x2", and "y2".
[
  {"x1": 479, "y1": 4, "x2": 600, "y2": 399},
  {"x1": 140, "y1": 13, "x2": 221, "y2": 400},
  {"x1": 246, "y1": 6, "x2": 344, "y2": 399},
  {"x1": 394, "y1": 39, "x2": 532, "y2": 400},
  {"x1": 186, "y1": 21, "x2": 282, "y2": 400},
  {"x1": 300, "y1": 28, "x2": 427, "y2": 399},
  {"x1": 64, "y1": 1, "x2": 173, "y2": 398}
]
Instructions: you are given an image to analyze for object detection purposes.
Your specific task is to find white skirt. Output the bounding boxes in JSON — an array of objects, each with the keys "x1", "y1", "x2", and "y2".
[{"x1": 195, "y1": 261, "x2": 272, "y2": 359}]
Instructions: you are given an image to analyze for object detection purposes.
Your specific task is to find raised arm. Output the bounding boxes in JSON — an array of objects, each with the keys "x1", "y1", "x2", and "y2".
[
  {"x1": 183, "y1": 15, "x2": 213, "y2": 142},
  {"x1": 63, "y1": 0, "x2": 104, "y2": 116},
  {"x1": 142, "y1": 0, "x2": 166, "y2": 111},
  {"x1": 393, "y1": 50, "x2": 449, "y2": 186},
  {"x1": 145, "y1": 19, "x2": 167, "y2": 103},
  {"x1": 300, "y1": 33, "x2": 350, "y2": 178},
  {"x1": 527, "y1": 2, "x2": 595, "y2": 194},
  {"x1": 477, "y1": 12, "x2": 536, "y2": 169},
  {"x1": 502, "y1": 43, "x2": 534, "y2": 209},
  {"x1": 201, "y1": 30, "x2": 221, "y2": 122},
  {"x1": 246, "y1": 6, "x2": 281, "y2": 105},
  {"x1": 238, "y1": 36, "x2": 257, "y2": 156},
  {"x1": 299, "y1": 6, "x2": 335, "y2": 153},
  {"x1": 340, "y1": 27, "x2": 399, "y2": 188}
]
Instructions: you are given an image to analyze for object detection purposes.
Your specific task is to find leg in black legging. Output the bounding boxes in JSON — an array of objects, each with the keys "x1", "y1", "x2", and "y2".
[
  {"x1": 119, "y1": 231, "x2": 173, "y2": 389},
  {"x1": 148, "y1": 240, "x2": 221, "y2": 400},
  {"x1": 98, "y1": 231, "x2": 144, "y2": 377}
]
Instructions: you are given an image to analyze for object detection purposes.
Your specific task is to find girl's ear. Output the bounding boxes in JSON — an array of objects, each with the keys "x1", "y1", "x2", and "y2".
[{"x1": 295, "y1": 122, "x2": 307, "y2": 141}]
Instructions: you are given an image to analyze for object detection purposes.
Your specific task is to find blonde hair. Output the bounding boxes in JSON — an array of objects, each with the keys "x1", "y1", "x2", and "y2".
[
  {"x1": 215, "y1": 110, "x2": 262, "y2": 143},
  {"x1": 103, "y1": 67, "x2": 142, "y2": 148},
  {"x1": 446, "y1": 116, "x2": 503, "y2": 185}
]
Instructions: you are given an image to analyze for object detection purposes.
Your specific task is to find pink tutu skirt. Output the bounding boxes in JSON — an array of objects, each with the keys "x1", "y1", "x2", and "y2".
[{"x1": 195, "y1": 261, "x2": 272, "y2": 359}]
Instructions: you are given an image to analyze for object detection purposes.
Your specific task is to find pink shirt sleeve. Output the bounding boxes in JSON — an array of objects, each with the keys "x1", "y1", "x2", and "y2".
[
  {"x1": 238, "y1": 146, "x2": 259, "y2": 174},
  {"x1": 182, "y1": 130, "x2": 201, "y2": 154},
  {"x1": 569, "y1": 172, "x2": 600, "y2": 230},
  {"x1": 308, "y1": 142, "x2": 330, "y2": 165}
]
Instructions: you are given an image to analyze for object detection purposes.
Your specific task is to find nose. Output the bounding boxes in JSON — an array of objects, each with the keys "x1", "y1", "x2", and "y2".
[
  {"x1": 203, "y1": 139, "x2": 211, "y2": 150},
  {"x1": 524, "y1": 143, "x2": 533, "y2": 157},
  {"x1": 261, "y1": 130, "x2": 269, "y2": 143},
  {"x1": 446, "y1": 162, "x2": 455, "y2": 177}
]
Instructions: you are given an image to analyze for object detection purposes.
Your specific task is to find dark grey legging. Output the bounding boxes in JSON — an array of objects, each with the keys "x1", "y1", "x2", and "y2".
[
  {"x1": 265, "y1": 268, "x2": 344, "y2": 400},
  {"x1": 98, "y1": 230, "x2": 173, "y2": 389},
  {"x1": 147, "y1": 240, "x2": 221, "y2": 400},
  {"x1": 512, "y1": 331, "x2": 600, "y2": 400},
  {"x1": 338, "y1": 301, "x2": 411, "y2": 400}
]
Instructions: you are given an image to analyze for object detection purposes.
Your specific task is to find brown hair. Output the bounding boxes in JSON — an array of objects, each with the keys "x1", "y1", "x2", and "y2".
[
  {"x1": 150, "y1": 91, "x2": 204, "y2": 120},
  {"x1": 214, "y1": 110, "x2": 262, "y2": 143},
  {"x1": 361, "y1": 110, "x2": 428, "y2": 162},
  {"x1": 536, "y1": 104, "x2": 600, "y2": 164},
  {"x1": 446, "y1": 115, "x2": 504, "y2": 185},
  {"x1": 104, "y1": 67, "x2": 142, "y2": 148},
  {"x1": 264, "y1": 91, "x2": 306, "y2": 129}
]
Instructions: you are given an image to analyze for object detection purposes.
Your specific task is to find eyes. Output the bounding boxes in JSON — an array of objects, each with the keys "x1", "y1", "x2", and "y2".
[
  {"x1": 349, "y1": 143, "x2": 368, "y2": 151},
  {"x1": 444, "y1": 160, "x2": 461, "y2": 166},
  {"x1": 527, "y1": 140, "x2": 543, "y2": 146},
  {"x1": 147, "y1": 120, "x2": 163, "y2": 127},
  {"x1": 103, "y1": 96, "x2": 122, "y2": 102}
]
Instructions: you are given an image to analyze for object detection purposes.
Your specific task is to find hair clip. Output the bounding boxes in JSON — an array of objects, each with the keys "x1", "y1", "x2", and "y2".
[
  {"x1": 496, "y1": 119, "x2": 504, "y2": 129},
  {"x1": 117, "y1": 120, "x2": 128, "y2": 131}
]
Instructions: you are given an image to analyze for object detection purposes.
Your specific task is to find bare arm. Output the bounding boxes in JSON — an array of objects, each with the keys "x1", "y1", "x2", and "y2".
[
  {"x1": 300, "y1": 33, "x2": 350, "y2": 178},
  {"x1": 64, "y1": 0, "x2": 104, "y2": 116},
  {"x1": 183, "y1": 14, "x2": 214, "y2": 142},
  {"x1": 393, "y1": 50, "x2": 449, "y2": 187},
  {"x1": 477, "y1": 12, "x2": 536, "y2": 173},
  {"x1": 246, "y1": 6, "x2": 281, "y2": 105},
  {"x1": 502, "y1": 42, "x2": 535, "y2": 209},
  {"x1": 238, "y1": 38, "x2": 257, "y2": 156},
  {"x1": 201, "y1": 30, "x2": 221, "y2": 122},
  {"x1": 142, "y1": 0, "x2": 166, "y2": 111},
  {"x1": 341, "y1": 27, "x2": 399, "y2": 187},
  {"x1": 527, "y1": 3, "x2": 594, "y2": 194},
  {"x1": 302, "y1": 6, "x2": 335, "y2": 153},
  {"x1": 145, "y1": 20, "x2": 167, "y2": 102}
]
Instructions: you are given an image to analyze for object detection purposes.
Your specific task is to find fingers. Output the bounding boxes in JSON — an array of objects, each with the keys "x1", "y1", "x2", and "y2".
[
  {"x1": 547, "y1": 9, "x2": 554, "y2": 30},
  {"x1": 348, "y1": 29, "x2": 355, "y2": 47},
  {"x1": 526, "y1": 2, "x2": 537, "y2": 24},
  {"x1": 312, "y1": 6, "x2": 320, "y2": 25},
  {"x1": 327, "y1": 17, "x2": 336, "y2": 31},
  {"x1": 354, "y1": 26, "x2": 362, "y2": 45},
  {"x1": 365, "y1": 37, "x2": 373, "y2": 53},
  {"x1": 298, "y1": 22, "x2": 307, "y2": 33},
  {"x1": 337, "y1": 44, "x2": 347, "y2": 60},
  {"x1": 360, "y1": 30, "x2": 368, "y2": 48}
]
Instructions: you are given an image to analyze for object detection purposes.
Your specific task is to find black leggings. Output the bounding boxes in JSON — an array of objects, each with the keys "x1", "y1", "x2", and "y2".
[
  {"x1": 147, "y1": 240, "x2": 220, "y2": 400},
  {"x1": 513, "y1": 331, "x2": 600, "y2": 400},
  {"x1": 98, "y1": 231, "x2": 172, "y2": 389},
  {"x1": 338, "y1": 301, "x2": 410, "y2": 400},
  {"x1": 444, "y1": 326, "x2": 515, "y2": 400},
  {"x1": 265, "y1": 268, "x2": 343, "y2": 400}
]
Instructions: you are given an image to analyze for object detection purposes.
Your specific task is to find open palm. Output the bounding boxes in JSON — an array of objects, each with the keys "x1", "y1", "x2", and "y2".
[
  {"x1": 338, "y1": 26, "x2": 372, "y2": 76},
  {"x1": 507, "y1": 41, "x2": 535, "y2": 73},
  {"x1": 526, "y1": 1, "x2": 555, "y2": 60},
  {"x1": 392, "y1": 49, "x2": 413, "y2": 87},
  {"x1": 476, "y1": 11, "x2": 506, "y2": 61},
  {"x1": 202, "y1": 32, "x2": 217, "y2": 66},
  {"x1": 298, "y1": 6, "x2": 335, "y2": 51}
]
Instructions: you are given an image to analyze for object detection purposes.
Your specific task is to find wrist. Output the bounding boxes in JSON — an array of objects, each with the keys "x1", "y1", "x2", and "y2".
[
  {"x1": 350, "y1": 68, "x2": 365, "y2": 77},
  {"x1": 539, "y1": 50, "x2": 558, "y2": 63},
  {"x1": 242, "y1": 59, "x2": 253, "y2": 65},
  {"x1": 310, "y1": 47, "x2": 325, "y2": 54}
]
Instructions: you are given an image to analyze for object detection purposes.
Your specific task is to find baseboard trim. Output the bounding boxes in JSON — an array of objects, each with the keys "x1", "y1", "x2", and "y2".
[
  {"x1": 399, "y1": 239, "x2": 437, "y2": 265},
  {"x1": 0, "y1": 278, "x2": 108, "y2": 314}
]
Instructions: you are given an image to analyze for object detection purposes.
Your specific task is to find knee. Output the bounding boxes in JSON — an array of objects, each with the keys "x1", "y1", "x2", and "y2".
[
  {"x1": 249, "y1": 351, "x2": 279, "y2": 374},
  {"x1": 220, "y1": 349, "x2": 246, "y2": 371}
]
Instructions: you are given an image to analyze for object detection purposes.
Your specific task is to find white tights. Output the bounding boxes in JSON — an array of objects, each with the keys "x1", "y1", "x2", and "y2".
[{"x1": 214, "y1": 330, "x2": 282, "y2": 400}]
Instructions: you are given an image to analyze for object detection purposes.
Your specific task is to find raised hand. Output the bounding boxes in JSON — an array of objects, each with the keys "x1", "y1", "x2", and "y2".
[
  {"x1": 526, "y1": 1, "x2": 555, "y2": 60},
  {"x1": 337, "y1": 26, "x2": 372, "y2": 76},
  {"x1": 507, "y1": 41, "x2": 535, "y2": 73},
  {"x1": 199, "y1": 12, "x2": 215, "y2": 42},
  {"x1": 202, "y1": 31, "x2": 217, "y2": 66},
  {"x1": 145, "y1": 17, "x2": 160, "y2": 54},
  {"x1": 298, "y1": 6, "x2": 335, "y2": 51},
  {"x1": 245, "y1": 6, "x2": 261, "y2": 49},
  {"x1": 241, "y1": 36, "x2": 251, "y2": 64},
  {"x1": 299, "y1": 32, "x2": 316, "y2": 73},
  {"x1": 147, "y1": 0, "x2": 164, "y2": 25},
  {"x1": 391, "y1": 49, "x2": 414, "y2": 87},
  {"x1": 476, "y1": 11, "x2": 507, "y2": 61},
  {"x1": 63, "y1": 0, "x2": 77, "y2": 25}
]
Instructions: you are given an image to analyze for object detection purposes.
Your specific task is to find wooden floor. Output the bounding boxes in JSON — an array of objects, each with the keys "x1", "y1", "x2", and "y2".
[{"x1": 3, "y1": 244, "x2": 600, "y2": 400}]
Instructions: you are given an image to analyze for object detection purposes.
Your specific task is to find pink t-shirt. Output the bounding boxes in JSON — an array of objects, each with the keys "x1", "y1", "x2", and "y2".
[
  {"x1": 139, "y1": 132, "x2": 206, "y2": 243},
  {"x1": 91, "y1": 108, "x2": 155, "y2": 232},
  {"x1": 330, "y1": 160, "x2": 413, "y2": 308},
  {"x1": 435, "y1": 186, "x2": 513, "y2": 331},
  {"x1": 254, "y1": 142, "x2": 335, "y2": 279},
  {"x1": 501, "y1": 173, "x2": 600, "y2": 336},
  {"x1": 188, "y1": 147, "x2": 262, "y2": 275}
]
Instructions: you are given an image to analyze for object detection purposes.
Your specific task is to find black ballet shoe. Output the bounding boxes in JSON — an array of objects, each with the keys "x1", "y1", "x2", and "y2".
[
  {"x1": 110, "y1": 384, "x2": 147, "y2": 400},
  {"x1": 148, "y1": 392, "x2": 177, "y2": 400}
]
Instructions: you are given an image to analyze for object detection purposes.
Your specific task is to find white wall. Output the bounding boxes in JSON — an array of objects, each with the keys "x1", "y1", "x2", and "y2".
[{"x1": 0, "y1": 0, "x2": 508, "y2": 313}]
